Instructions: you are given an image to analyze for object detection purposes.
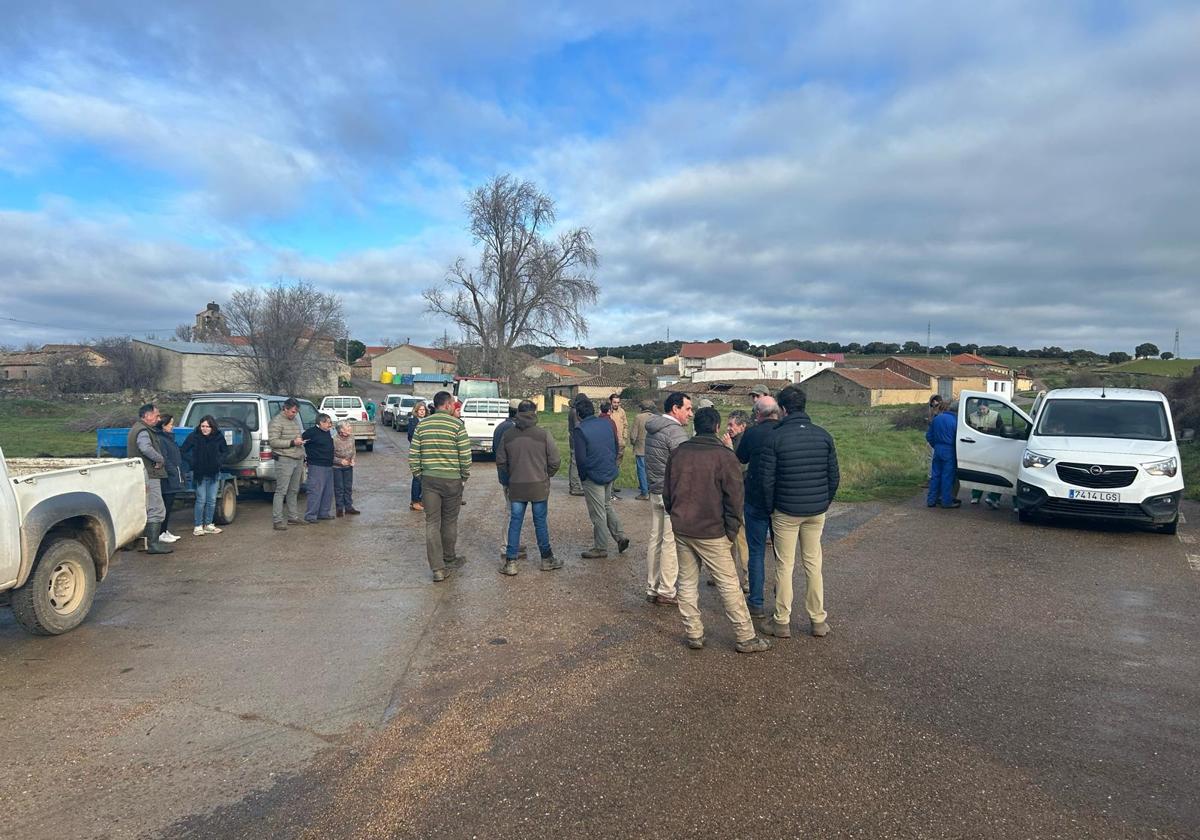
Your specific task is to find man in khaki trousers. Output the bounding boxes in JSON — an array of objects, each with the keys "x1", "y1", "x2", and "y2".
[
  {"x1": 756, "y1": 386, "x2": 840, "y2": 639},
  {"x1": 663, "y1": 406, "x2": 771, "y2": 655}
]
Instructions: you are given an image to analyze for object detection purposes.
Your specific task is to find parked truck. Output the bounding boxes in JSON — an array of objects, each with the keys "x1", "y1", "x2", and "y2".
[{"x1": 1, "y1": 446, "x2": 147, "y2": 634}]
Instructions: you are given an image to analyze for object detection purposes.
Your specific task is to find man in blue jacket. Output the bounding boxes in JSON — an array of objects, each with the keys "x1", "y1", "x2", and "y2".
[
  {"x1": 572, "y1": 396, "x2": 629, "y2": 559},
  {"x1": 925, "y1": 400, "x2": 962, "y2": 509}
]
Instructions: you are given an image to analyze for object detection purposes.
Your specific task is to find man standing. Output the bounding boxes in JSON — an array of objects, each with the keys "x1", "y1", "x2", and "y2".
[
  {"x1": 758, "y1": 386, "x2": 839, "y2": 639},
  {"x1": 497, "y1": 401, "x2": 562, "y2": 575},
  {"x1": 629, "y1": 400, "x2": 654, "y2": 500},
  {"x1": 643, "y1": 392, "x2": 692, "y2": 604},
  {"x1": 608, "y1": 393, "x2": 628, "y2": 496},
  {"x1": 268, "y1": 397, "x2": 307, "y2": 531},
  {"x1": 410, "y1": 390, "x2": 472, "y2": 582},
  {"x1": 663, "y1": 407, "x2": 771, "y2": 654},
  {"x1": 566, "y1": 397, "x2": 584, "y2": 496},
  {"x1": 572, "y1": 396, "x2": 629, "y2": 559},
  {"x1": 737, "y1": 396, "x2": 780, "y2": 619},
  {"x1": 722, "y1": 409, "x2": 751, "y2": 591},
  {"x1": 493, "y1": 403, "x2": 525, "y2": 561},
  {"x1": 926, "y1": 400, "x2": 961, "y2": 509},
  {"x1": 127, "y1": 403, "x2": 173, "y2": 555}
]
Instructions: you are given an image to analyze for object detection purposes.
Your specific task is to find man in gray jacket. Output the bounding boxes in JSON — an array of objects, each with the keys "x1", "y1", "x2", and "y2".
[
  {"x1": 642, "y1": 392, "x2": 692, "y2": 604},
  {"x1": 268, "y1": 398, "x2": 307, "y2": 530},
  {"x1": 127, "y1": 403, "x2": 172, "y2": 555}
]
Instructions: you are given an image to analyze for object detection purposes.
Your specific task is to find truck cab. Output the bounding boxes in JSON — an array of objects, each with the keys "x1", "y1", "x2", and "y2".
[{"x1": 955, "y1": 388, "x2": 1184, "y2": 533}]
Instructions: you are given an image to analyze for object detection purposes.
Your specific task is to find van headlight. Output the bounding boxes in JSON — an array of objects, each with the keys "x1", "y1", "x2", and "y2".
[
  {"x1": 1022, "y1": 450, "x2": 1054, "y2": 469},
  {"x1": 1141, "y1": 457, "x2": 1178, "y2": 477}
]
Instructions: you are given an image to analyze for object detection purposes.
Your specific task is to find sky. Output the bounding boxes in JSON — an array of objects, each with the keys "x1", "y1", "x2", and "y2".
[{"x1": 0, "y1": 0, "x2": 1197, "y2": 355}]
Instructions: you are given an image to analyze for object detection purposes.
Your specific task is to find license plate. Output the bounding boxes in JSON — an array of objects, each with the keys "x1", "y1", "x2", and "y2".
[{"x1": 1068, "y1": 489, "x2": 1120, "y2": 502}]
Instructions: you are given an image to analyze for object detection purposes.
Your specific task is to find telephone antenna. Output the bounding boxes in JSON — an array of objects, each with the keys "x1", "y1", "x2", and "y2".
[{"x1": 926, "y1": 322, "x2": 931, "y2": 354}]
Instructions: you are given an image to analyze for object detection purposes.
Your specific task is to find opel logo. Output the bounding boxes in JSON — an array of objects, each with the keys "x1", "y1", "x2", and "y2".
[{"x1": 1089, "y1": 465, "x2": 1104, "y2": 476}]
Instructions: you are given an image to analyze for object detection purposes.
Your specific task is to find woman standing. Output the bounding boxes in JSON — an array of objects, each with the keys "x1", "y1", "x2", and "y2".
[
  {"x1": 407, "y1": 401, "x2": 428, "y2": 511},
  {"x1": 156, "y1": 414, "x2": 184, "y2": 543},
  {"x1": 301, "y1": 413, "x2": 336, "y2": 523},
  {"x1": 181, "y1": 415, "x2": 229, "y2": 536},
  {"x1": 332, "y1": 420, "x2": 360, "y2": 516}
]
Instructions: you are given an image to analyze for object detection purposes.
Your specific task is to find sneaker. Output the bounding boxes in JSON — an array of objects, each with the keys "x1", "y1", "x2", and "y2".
[
  {"x1": 580, "y1": 548, "x2": 608, "y2": 559},
  {"x1": 735, "y1": 636, "x2": 773, "y2": 654},
  {"x1": 970, "y1": 498, "x2": 980, "y2": 505},
  {"x1": 540, "y1": 555, "x2": 563, "y2": 571},
  {"x1": 635, "y1": 494, "x2": 649, "y2": 501},
  {"x1": 616, "y1": 537, "x2": 630, "y2": 554},
  {"x1": 288, "y1": 518, "x2": 308, "y2": 525},
  {"x1": 203, "y1": 524, "x2": 222, "y2": 534},
  {"x1": 759, "y1": 619, "x2": 791, "y2": 639},
  {"x1": 499, "y1": 560, "x2": 519, "y2": 576},
  {"x1": 984, "y1": 498, "x2": 1000, "y2": 510},
  {"x1": 432, "y1": 569, "x2": 450, "y2": 582},
  {"x1": 273, "y1": 522, "x2": 288, "y2": 531},
  {"x1": 811, "y1": 621, "x2": 830, "y2": 638},
  {"x1": 645, "y1": 593, "x2": 658, "y2": 603},
  {"x1": 193, "y1": 526, "x2": 205, "y2": 536},
  {"x1": 686, "y1": 636, "x2": 706, "y2": 650},
  {"x1": 159, "y1": 530, "x2": 180, "y2": 543}
]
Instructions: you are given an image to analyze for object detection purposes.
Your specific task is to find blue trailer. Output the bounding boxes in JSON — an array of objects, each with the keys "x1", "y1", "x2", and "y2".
[{"x1": 96, "y1": 427, "x2": 241, "y2": 525}]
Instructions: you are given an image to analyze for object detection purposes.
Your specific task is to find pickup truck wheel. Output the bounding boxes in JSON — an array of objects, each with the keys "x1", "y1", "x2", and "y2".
[
  {"x1": 11, "y1": 538, "x2": 97, "y2": 635},
  {"x1": 213, "y1": 482, "x2": 238, "y2": 525}
]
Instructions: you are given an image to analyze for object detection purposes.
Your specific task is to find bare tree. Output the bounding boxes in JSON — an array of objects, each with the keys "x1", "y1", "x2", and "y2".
[
  {"x1": 93, "y1": 337, "x2": 165, "y2": 391},
  {"x1": 221, "y1": 279, "x2": 345, "y2": 395},
  {"x1": 173, "y1": 323, "x2": 194, "y2": 342},
  {"x1": 424, "y1": 174, "x2": 599, "y2": 378}
]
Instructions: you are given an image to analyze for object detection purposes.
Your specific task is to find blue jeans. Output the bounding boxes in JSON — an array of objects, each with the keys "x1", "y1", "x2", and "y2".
[
  {"x1": 928, "y1": 445, "x2": 957, "y2": 506},
  {"x1": 194, "y1": 476, "x2": 218, "y2": 526},
  {"x1": 507, "y1": 499, "x2": 551, "y2": 559},
  {"x1": 743, "y1": 499, "x2": 771, "y2": 610},
  {"x1": 411, "y1": 475, "x2": 422, "y2": 503},
  {"x1": 635, "y1": 455, "x2": 649, "y2": 496}
]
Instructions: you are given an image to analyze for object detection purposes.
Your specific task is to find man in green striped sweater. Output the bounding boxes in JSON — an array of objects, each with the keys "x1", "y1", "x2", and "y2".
[{"x1": 409, "y1": 390, "x2": 472, "y2": 581}]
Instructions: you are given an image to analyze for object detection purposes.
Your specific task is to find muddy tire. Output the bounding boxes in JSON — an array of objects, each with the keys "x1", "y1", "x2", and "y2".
[
  {"x1": 11, "y1": 538, "x2": 97, "y2": 635},
  {"x1": 213, "y1": 481, "x2": 238, "y2": 525}
]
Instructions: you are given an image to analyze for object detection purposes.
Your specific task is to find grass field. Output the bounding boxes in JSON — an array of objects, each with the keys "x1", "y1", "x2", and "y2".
[
  {"x1": 0, "y1": 398, "x2": 185, "y2": 458},
  {"x1": 534, "y1": 403, "x2": 929, "y2": 503},
  {"x1": 1115, "y1": 358, "x2": 1200, "y2": 378}
]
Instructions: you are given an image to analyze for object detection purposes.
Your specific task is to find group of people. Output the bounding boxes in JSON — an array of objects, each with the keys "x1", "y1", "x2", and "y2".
[
  {"x1": 404, "y1": 384, "x2": 841, "y2": 654},
  {"x1": 266, "y1": 397, "x2": 362, "y2": 528},
  {"x1": 925, "y1": 394, "x2": 1015, "y2": 510}
]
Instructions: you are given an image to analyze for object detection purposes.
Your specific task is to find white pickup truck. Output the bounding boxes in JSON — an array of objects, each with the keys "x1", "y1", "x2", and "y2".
[
  {"x1": 1, "y1": 447, "x2": 147, "y2": 634},
  {"x1": 460, "y1": 397, "x2": 513, "y2": 455}
]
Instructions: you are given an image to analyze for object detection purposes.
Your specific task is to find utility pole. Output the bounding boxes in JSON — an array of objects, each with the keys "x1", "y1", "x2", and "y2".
[
  {"x1": 926, "y1": 322, "x2": 931, "y2": 355},
  {"x1": 1173, "y1": 328, "x2": 1181, "y2": 358}
]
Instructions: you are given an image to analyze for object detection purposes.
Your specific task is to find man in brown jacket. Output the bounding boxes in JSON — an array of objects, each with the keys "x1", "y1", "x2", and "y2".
[
  {"x1": 496, "y1": 401, "x2": 562, "y2": 575},
  {"x1": 663, "y1": 406, "x2": 771, "y2": 654},
  {"x1": 608, "y1": 393, "x2": 628, "y2": 497}
]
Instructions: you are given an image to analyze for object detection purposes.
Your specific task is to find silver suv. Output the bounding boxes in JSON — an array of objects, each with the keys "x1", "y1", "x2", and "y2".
[{"x1": 180, "y1": 393, "x2": 318, "y2": 493}]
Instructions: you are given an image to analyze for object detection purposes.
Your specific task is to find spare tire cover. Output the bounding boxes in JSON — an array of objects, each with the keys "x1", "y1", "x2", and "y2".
[{"x1": 215, "y1": 416, "x2": 254, "y2": 464}]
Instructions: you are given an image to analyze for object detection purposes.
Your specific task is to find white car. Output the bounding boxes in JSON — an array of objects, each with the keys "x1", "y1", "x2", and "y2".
[{"x1": 955, "y1": 387, "x2": 1184, "y2": 534}]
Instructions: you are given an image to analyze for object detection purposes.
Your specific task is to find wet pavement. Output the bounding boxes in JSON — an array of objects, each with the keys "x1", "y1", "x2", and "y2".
[{"x1": 1, "y1": 423, "x2": 1197, "y2": 839}]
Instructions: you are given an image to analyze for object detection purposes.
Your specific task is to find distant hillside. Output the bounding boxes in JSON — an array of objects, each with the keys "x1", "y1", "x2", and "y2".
[{"x1": 1115, "y1": 358, "x2": 1200, "y2": 378}]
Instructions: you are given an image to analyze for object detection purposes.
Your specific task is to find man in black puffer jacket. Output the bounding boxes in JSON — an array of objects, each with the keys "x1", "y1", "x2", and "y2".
[{"x1": 758, "y1": 386, "x2": 840, "y2": 640}]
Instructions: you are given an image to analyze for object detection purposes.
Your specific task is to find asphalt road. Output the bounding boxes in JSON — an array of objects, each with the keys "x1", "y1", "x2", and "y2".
[{"x1": 2, "y1": 424, "x2": 1197, "y2": 839}]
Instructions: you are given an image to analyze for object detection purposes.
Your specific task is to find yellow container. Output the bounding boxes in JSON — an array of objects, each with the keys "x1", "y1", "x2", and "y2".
[{"x1": 380, "y1": 371, "x2": 393, "y2": 384}]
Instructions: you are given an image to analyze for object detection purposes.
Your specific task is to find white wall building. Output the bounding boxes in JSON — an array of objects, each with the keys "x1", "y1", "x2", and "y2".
[{"x1": 762, "y1": 349, "x2": 836, "y2": 383}]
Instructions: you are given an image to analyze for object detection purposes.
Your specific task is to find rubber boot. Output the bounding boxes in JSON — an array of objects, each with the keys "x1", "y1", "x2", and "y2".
[{"x1": 145, "y1": 522, "x2": 174, "y2": 555}]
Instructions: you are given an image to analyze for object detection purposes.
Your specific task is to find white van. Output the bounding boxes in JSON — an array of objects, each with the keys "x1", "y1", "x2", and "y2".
[{"x1": 955, "y1": 388, "x2": 1183, "y2": 534}]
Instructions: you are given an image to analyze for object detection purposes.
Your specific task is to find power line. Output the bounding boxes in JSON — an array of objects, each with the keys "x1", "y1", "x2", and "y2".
[{"x1": 0, "y1": 315, "x2": 179, "y2": 334}]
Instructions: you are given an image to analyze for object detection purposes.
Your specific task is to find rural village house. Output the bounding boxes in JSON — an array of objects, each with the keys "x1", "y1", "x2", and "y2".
[
  {"x1": 802, "y1": 368, "x2": 934, "y2": 406},
  {"x1": 0, "y1": 345, "x2": 109, "y2": 382},
  {"x1": 678, "y1": 341, "x2": 766, "y2": 381},
  {"x1": 761, "y1": 348, "x2": 837, "y2": 384},
  {"x1": 369, "y1": 343, "x2": 457, "y2": 381},
  {"x1": 133, "y1": 338, "x2": 340, "y2": 395},
  {"x1": 872, "y1": 357, "x2": 986, "y2": 400}
]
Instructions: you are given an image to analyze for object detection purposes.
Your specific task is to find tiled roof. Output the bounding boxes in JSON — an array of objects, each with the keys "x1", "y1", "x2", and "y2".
[
  {"x1": 406, "y1": 344, "x2": 458, "y2": 364},
  {"x1": 951, "y1": 352, "x2": 1007, "y2": 368},
  {"x1": 680, "y1": 341, "x2": 733, "y2": 359},
  {"x1": 764, "y1": 349, "x2": 831, "y2": 362},
  {"x1": 532, "y1": 361, "x2": 578, "y2": 378},
  {"x1": 362, "y1": 345, "x2": 390, "y2": 356},
  {"x1": 877, "y1": 357, "x2": 979, "y2": 378},
  {"x1": 820, "y1": 368, "x2": 929, "y2": 390}
]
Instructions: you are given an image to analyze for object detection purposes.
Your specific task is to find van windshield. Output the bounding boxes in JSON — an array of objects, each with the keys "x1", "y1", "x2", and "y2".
[{"x1": 1035, "y1": 399, "x2": 1171, "y2": 441}]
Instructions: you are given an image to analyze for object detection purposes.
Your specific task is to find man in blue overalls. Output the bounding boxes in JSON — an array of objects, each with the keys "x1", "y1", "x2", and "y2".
[{"x1": 925, "y1": 401, "x2": 962, "y2": 508}]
